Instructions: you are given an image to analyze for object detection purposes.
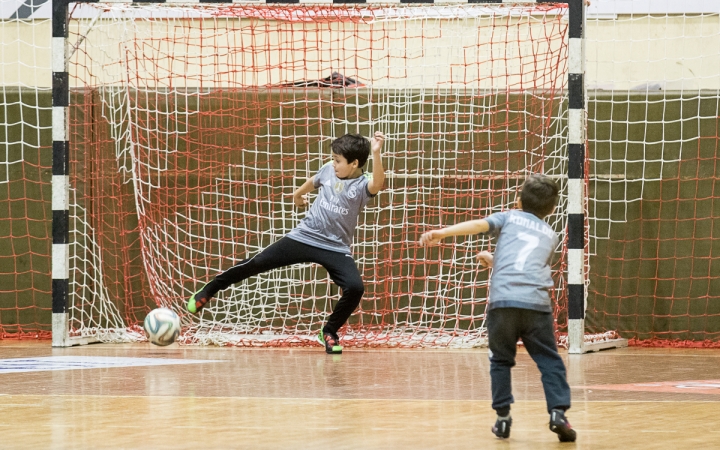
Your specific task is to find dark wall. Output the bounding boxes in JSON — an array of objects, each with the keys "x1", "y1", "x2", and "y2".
[
  {"x1": 1, "y1": 88, "x2": 718, "y2": 343},
  {"x1": 587, "y1": 92, "x2": 720, "y2": 343}
]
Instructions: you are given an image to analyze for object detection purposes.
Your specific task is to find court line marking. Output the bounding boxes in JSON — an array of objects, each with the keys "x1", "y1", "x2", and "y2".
[
  {"x1": 0, "y1": 404, "x2": 45, "y2": 407},
  {"x1": 0, "y1": 356, "x2": 225, "y2": 374},
  {"x1": 175, "y1": 426, "x2": 342, "y2": 430},
  {"x1": 571, "y1": 353, "x2": 720, "y2": 358},
  {"x1": 3, "y1": 395, "x2": 720, "y2": 404}
]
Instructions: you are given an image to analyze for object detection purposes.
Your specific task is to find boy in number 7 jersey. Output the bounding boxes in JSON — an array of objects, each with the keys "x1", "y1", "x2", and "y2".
[
  {"x1": 188, "y1": 132, "x2": 386, "y2": 354},
  {"x1": 419, "y1": 174, "x2": 576, "y2": 442}
]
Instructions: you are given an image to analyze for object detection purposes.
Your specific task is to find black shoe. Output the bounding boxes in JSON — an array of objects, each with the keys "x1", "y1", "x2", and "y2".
[
  {"x1": 492, "y1": 416, "x2": 512, "y2": 439},
  {"x1": 317, "y1": 331, "x2": 343, "y2": 354},
  {"x1": 549, "y1": 409, "x2": 576, "y2": 442}
]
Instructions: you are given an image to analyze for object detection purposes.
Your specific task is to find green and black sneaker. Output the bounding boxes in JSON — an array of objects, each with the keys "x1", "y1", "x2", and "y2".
[
  {"x1": 317, "y1": 331, "x2": 343, "y2": 354},
  {"x1": 187, "y1": 286, "x2": 212, "y2": 315}
]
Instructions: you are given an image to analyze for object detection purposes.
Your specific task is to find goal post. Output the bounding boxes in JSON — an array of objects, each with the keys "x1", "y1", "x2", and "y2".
[
  {"x1": 565, "y1": 0, "x2": 586, "y2": 354},
  {"x1": 52, "y1": 0, "x2": 71, "y2": 346},
  {"x1": 50, "y1": 0, "x2": 624, "y2": 351},
  {"x1": 564, "y1": 0, "x2": 626, "y2": 353}
]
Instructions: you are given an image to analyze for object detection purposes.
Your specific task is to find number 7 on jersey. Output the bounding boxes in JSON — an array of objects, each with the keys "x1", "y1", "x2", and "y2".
[{"x1": 514, "y1": 232, "x2": 539, "y2": 271}]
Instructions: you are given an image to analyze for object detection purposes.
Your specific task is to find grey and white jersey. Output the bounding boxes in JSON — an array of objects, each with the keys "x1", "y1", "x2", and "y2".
[
  {"x1": 287, "y1": 162, "x2": 374, "y2": 254},
  {"x1": 484, "y1": 210, "x2": 559, "y2": 313}
]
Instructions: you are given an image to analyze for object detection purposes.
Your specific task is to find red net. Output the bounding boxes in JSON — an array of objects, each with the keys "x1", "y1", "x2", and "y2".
[{"x1": 60, "y1": 3, "x2": 570, "y2": 346}]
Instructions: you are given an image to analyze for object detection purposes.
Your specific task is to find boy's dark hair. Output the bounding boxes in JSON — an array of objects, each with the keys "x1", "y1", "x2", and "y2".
[
  {"x1": 331, "y1": 134, "x2": 371, "y2": 167},
  {"x1": 520, "y1": 174, "x2": 559, "y2": 218}
]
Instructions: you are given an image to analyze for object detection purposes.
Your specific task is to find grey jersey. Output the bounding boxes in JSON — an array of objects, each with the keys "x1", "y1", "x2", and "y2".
[
  {"x1": 287, "y1": 162, "x2": 375, "y2": 254},
  {"x1": 484, "y1": 210, "x2": 559, "y2": 313}
]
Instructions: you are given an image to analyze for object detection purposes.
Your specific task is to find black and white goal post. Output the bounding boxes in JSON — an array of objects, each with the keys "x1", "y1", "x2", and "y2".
[
  {"x1": 566, "y1": 0, "x2": 626, "y2": 353},
  {"x1": 51, "y1": 0, "x2": 71, "y2": 347}
]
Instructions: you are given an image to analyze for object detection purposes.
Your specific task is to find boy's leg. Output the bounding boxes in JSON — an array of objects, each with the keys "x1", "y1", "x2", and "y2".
[
  {"x1": 517, "y1": 310, "x2": 571, "y2": 413},
  {"x1": 189, "y1": 237, "x2": 310, "y2": 313},
  {"x1": 316, "y1": 252, "x2": 364, "y2": 338},
  {"x1": 487, "y1": 308, "x2": 520, "y2": 417},
  {"x1": 518, "y1": 310, "x2": 576, "y2": 442}
]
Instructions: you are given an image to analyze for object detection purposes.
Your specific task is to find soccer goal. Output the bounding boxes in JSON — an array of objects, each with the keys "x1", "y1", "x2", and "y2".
[{"x1": 49, "y1": 0, "x2": 621, "y2": 351}]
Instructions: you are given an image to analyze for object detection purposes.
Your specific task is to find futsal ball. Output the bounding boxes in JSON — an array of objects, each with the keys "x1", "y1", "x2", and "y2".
[{"x1": 143, "y1": 308, "x2": 181, "y2": 346}]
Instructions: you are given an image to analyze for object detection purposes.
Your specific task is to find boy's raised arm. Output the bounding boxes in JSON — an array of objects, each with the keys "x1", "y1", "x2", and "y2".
[
  {"x1": 419, "y1": 219, "x2": 491, "y2": 246},
  {"x1": 367, "y1": 131, "x2": 385, "y2": 195},
  {"x1": 293, "y1": 176, "x2": 315, "y2": 207}
]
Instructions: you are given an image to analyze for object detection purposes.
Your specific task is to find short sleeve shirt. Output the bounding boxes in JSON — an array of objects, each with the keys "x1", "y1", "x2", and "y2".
[
  {"x1": 287, "y1": 162, "x2": 375, "y2": 254},
  {"x1": 484, "y1": 210, "x2": 559, "y2": 313}
]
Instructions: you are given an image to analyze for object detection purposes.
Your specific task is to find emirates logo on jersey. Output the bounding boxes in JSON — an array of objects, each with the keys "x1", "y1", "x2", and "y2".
[{"x1": 333, "y1": 181, "x2": 344, "y2": 194}]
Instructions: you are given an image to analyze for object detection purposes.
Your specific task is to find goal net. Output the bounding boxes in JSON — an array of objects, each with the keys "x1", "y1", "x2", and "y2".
[
  {"x1": 585, "y1": 7, "x2": 720, "y2": 346},
  {"x1": 62, "y1": 2, "x2": 570, "y2": 347}
]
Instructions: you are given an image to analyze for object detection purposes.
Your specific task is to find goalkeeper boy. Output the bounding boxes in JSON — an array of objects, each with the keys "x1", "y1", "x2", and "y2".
[
  {"x1": 419, "y1": 174, "x2": 576, "y2": 442},
  {"x1": 188, "y1": 132, "x2": 386, "y2": 355}
]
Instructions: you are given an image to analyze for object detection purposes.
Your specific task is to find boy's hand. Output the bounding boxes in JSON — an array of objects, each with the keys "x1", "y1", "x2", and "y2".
[
  {"x1": 477, "y1": 251, "x2": 494, "y2": 268},
  {"x1": 293, "y1": 193, "x2": 308, "y2": 208},
  {"x1": 371, "y1": 131, "x2": 384, "y2": 153},
  {"x1": 367, "y1": 131, "x2": 386, "y2": 195},
  {"x1": 419, "y1": 230, "x2": 445, "y2": 246}
]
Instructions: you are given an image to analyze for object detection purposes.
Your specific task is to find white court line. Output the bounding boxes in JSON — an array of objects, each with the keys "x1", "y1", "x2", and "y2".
[
  {"x1": 0, "y1": 356, "x2": 224, "y2": 374},
  {"x1": 0, "y1": 404, "x2": 45, "y2": 407},
  {"x1": 174, "y1": 425, "x2": 342, "y2": 430}
]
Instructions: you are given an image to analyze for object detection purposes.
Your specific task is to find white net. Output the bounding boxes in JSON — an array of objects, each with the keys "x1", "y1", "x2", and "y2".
[
  {"x1": 63, "y1": 2, "x2": 571, "y2": 347},
  {"x1": 4, "y1": 2, "x2": 718, "y2": 348},
  {"x1": 585, "y1": 4, "x2": 720, "y2": 344},
  {"x1": 0, "y1": 15, "x2": 52, "y2": 337}
]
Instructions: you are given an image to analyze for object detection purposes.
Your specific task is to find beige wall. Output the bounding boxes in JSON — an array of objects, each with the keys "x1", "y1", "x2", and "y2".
[
  {"x1": 1, "y1": 13, "x2": 719, "y2": 90},
  {"x1": 64, "y1": 12, "x2": 567, "y2": 90},
  {"x1": 587, "y1": 14, "x2": 720, "y2": 90},
  {"x1": 0, "y1": 20, "x2": 50, "y2": 88}
]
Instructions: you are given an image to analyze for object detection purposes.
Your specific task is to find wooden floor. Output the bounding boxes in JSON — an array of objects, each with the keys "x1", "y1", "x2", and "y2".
[{"x1": 1, "y1": 342, "x2": 719, "y2": 449}]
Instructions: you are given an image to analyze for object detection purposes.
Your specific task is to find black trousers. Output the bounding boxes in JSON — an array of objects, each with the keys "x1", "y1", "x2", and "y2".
[
  {"x1": 487, "y1": 307, "x2": 571, "y2": 415},
  {"x1": 204, "y1": 237, "x2": 364, "y2": 335}
]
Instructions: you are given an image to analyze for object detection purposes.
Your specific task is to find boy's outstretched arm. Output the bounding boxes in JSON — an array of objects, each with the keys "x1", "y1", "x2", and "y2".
[
  {"x1": 293, "y1": 176, "x2": 315, "y2": 207},
  {"x1": 367, "y1": 131, "x2": 386, "y2": 195},
  {"x1": 419, "y1": 219, "x2": 491, "y2": 246}
]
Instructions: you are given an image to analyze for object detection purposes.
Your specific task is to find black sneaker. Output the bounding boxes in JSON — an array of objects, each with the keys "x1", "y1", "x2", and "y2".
[
  {"x1": 492, "y1": 416, "x2": 512, "y2": 439},
  {"x1": 187, "y1": 287, "x2": 212, "y2": 315},
  {"x1": 317, "y1": 331, "x2": 343, "y2": 354},
  {"x1": 549, "y1": 409, "x2": 576, "y2": 442}
]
